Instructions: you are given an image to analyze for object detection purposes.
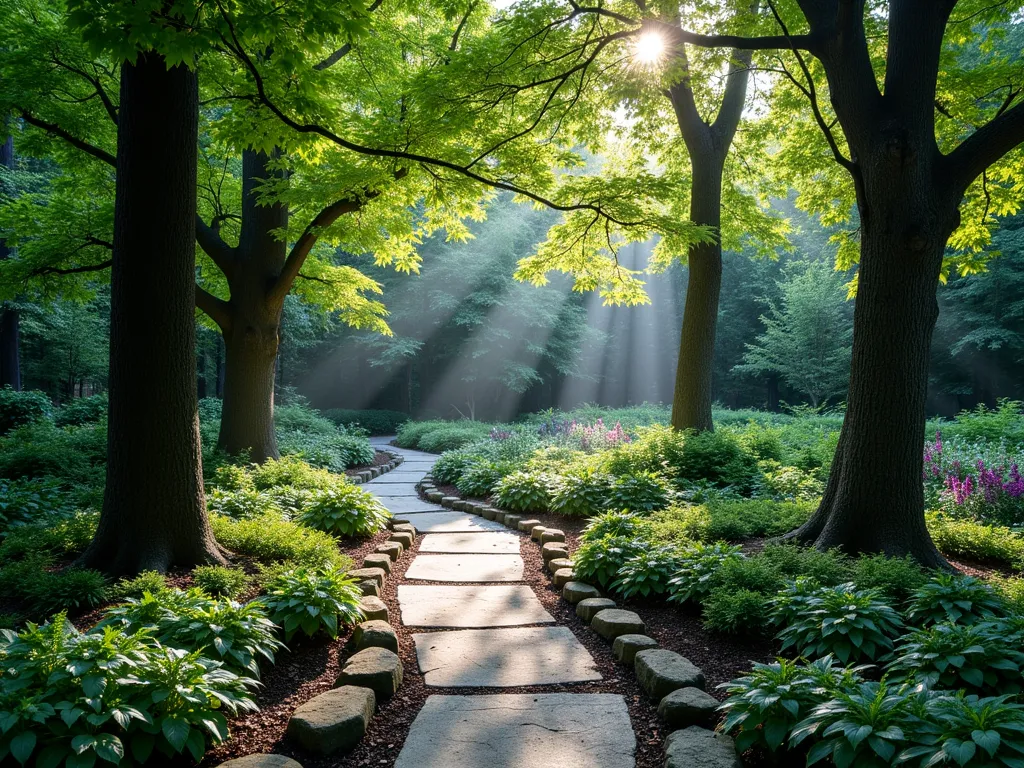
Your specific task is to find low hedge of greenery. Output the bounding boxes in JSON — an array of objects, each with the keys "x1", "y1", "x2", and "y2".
[{"x1": 323, "y1": 408, "x2": 409, "y2": 435}]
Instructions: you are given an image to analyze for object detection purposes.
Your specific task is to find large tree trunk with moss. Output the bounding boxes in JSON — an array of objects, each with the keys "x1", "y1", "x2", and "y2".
[
  {"x1": 79, "y1": 54, "x2": 225, "y2": 576},
  {"x1": 214, "y1": 150, "x2": 287, "y2": 463},
  {"x1": 0, "y1": 133, "x2": 19, "y2": 391},
  {"x1": 667, "y1": 51, "x2": 749, "y2": 433}
]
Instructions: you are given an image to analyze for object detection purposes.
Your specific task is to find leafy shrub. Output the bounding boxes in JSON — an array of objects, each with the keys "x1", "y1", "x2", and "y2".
[
  {"x1": 757, "y1": 460, "x2": 825, "y2": 500},
  {"x1": 323, "y1": 408, "x2": 408, "y2": 435},
  {"x1": 610, "y1": 546, "x2": 684, "y2": 599},
  {"x1": 758, "y1": 543, "x2": 851, "y2": 586},
  {"x1": 605, "y1": 471, "x2": 670, "y2": 513},
  {"x1": 790, "y1": 680, "x2": 915, "y2": 767},
  {"x1": 258, "y1": 565, "x2": 363, "y2": 641},
  {"x1": 0, "y1": 421, "x2": 105, "y2": 492},
  {"x1": 907, "y1": 574, "x2": 1007, "y2": 627},
  {"x1": 431, "y1": 449, "x2": 478, "y2": 485},
  {"x1": 0, "y1": 613, "x2": 258, "y2": 766},
  {"x1": 250, "y1": 456, "x2": 337, "y2": 491},
  {"x1": 654, "y1": 499, "x2": 814, "y2": 543},
  {"x1": 193, "y1": 566, "x2": 248, "y2": 598},
  {"x1": 887, "y1": 621, "x2": 1024, "y2": 695},
  {"x1": 29, "y1": 568, "x2": 108, "y2": 615},
  {"x1": 278, "y1": 429, "x2": 374, "y2": 471},
  {"x1": 211, "y1": 512, "x2": 347, "y2": 570},
  {"x1": 111, "y1": 571, "x2": 168, "y2": 601},
  {"x1": 774, "y1": 582, "x2": 903, "y2": 663},
  {"x1": 702, "y1": 587, "x2": 772, "y2": 634},
  {"x1": 572, "y1": 535, "x2": 645, "y2": 588},
  {"x1": 549, "y1": 468, "x2": 611, "y2": 517},
  {"x1": 719, "y1": 656, "x2": 865, "y2": 753},
  {"x1": 418, "y1": 425, "x2": 493, "y2": 453},
  {"x1": 904, "y1": 693, "x2": 1024, "y2": 767},
  {"x1": 709, "y1": 555, "x2": 787, "y2": 597},
  {"x1": 0, "y1": 386, "x2": 51, "y2": 436},
  {"x1": 582, "y1": 510, "x2": 645, "y2": 541},
  {"x1": 53, "y1": 393, "x2": 108, "y2": 427},
  {"x1": 667, "y1": 542, "x2": 745, "y2": 604},
  {"x1": 208, "y1": 487, "x2": 282, "y2": 519},
  {"x1": 298, "y1": 485, "x2": 390, "y2": 537},
  {"x1": 926, "y1": 513, "x2": 1024, "y2": 567},
  {"x1": 0, "y1": 511, "x2": 98, "y2": 561},
  {"x1": 0, "y1": 477, "x2": 75, "y2": 533},
  {"x1": 849, "y1": 554, "x2": 928, "y2": 604},
  {"x1": 672, "y1": 430, "x2": 761, "y2": 492},
  {"x1": 493, "y1": 470, "x2": 555, "y2": 513},
  {"x1": 455, "y1": 460, "x2": 513, "y2": 497},
  {"x1": 101, "y1": 589, "x2": 282, "y2": 678},
  {"x1": 395, "y1": 419, "x2": 443, "y2": 449}
]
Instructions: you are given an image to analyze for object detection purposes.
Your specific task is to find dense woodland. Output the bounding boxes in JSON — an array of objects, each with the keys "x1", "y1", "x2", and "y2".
[{"x1": 0, "y1": 0, "x2": 1023, "y2": 766}]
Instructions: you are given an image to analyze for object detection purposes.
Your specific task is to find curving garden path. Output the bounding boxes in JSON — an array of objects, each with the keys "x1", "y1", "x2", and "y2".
[{"x1": 363, "y1": 437, "x2": 638, "y2": 768}]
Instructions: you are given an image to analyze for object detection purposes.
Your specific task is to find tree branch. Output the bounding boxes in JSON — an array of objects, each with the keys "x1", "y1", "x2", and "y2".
[
  {"x1": 946, "y1": 100, "x2": 1024, "y2": 194},
  {"x1": 31, "y1": 257, "x2": 112, "y2": 277},
  {"x1": 195, "y1": 283, "x2": 233, "y2": 333},
  {"x1": 711, "y1": 49, "x2": 753, "y2": 142},
  {"x1": 195, "y1": 214, "x2": 237, "y2": 278},
  {"x1": 313, "y1": 0, "x2": 385, "y2": 70},
  {"x1": 216, "y1": 5, "x2": 647, "y2": 228},
  {"x1": 450, "y1": 1, "x2": 479, "y2": 51},
  {"x1": 18, "y1": 110, "x2": 116, "y2": 166}
]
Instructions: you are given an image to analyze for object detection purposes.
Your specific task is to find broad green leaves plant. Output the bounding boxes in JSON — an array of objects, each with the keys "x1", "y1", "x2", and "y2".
[
  {"x1": 297, "y1": 485, "x2": 390, "y2": 538},
  {"x1": 571, "y1": 535, "x2": 645, "y2": 589},
  {"x1": 667, "y1": 541, "x2": 745, "y2": 604},
  {"x1": 493, "y1": 470, "x2": 555, "y2": 513},
  {"x1": 610, "y1": 545, "x2": 683, "y2": 599},
  {"x1": 549, "y1": 468, "x2": 611, "y2": 518},
  {"x1": 258, "y1": 565, "x2": 363, "y2": 642},
  {"x1": 901, "y1": 693, "x2": 1024, "y2": 768},
  {"x1": 774, "y1": 583, "x2": 903, "y2": 664},
  {"x1": 907, "y1": 575, "x2": 1007, "y2": 628}
]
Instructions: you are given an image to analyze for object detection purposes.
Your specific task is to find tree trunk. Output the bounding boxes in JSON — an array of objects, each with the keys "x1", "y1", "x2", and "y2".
[
  {"x1": 787, "y1": 158, "x2": 955, "y2": 567},
  {"x1": 79, "y1": 54, "x2": 225, "y2": 576},
  {"x1": 0, "y1": 133, "x2": 19, "y2": 391},
  {"x1": 671, "y1": 153, "x2": 724, "y2": 432},
  {"x1": 215, "y1": 150, "x2": 287, "y2": 463}
]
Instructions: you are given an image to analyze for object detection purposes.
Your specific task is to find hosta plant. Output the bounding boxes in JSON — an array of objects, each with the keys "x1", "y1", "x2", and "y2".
[
  {"x1": 207, "y1": 487, "x2": 282, "y2": 519},
  {"x1": 455, "y1": 460, "x2": 513, "y2": 498},
  {"x1": 493, "y1": 471, "x2": 555, "y2": 513},
  {"x1": 790, "y1": 680, "x2": 916, "y2": 768},
  {"x1": 549, "y1": 469, "x2": 611, "y2": 517},
  {"x1": 907, "y1": 574, "x2": 1007, "y2": 628},
  {"x1": 606, "y1": 471, "x2": 671, "y2": 513},
  {"x1": 900, "y1": 693, "x2": 1024, "y2": 767},
  {"x1": 769, "y1": 576, "x2": 828, "y2": 628},
  {"x1": 610, "y1": 545, "x2": 684, "y2": 599},
  {"x1": 571, "y1": 535, "x2": 645, "y2": 589},
  {"x1": 718, "y1": 656, "x2": 866, "y2": 753},
  {"x1": 298, "y1": 485, "x2": 390, "y2": 538},
  {"x1": 581, "y1": 510, "x2": 644, "y2": 541},
  {"x1": 774, "y1": 583, "x2": 903, "y2": 664},
  {"x1": 667, "y1": 541, "x2": 745, "y2": 604},
  {"x1": 258, "y1": 565, "x2": 363, "y2": 641},
  {"x1": 430, "y1": 449, "x2": 477, "y2": 485},
  {"x1": 192, "y1": 565, "x2": 248, "y2": 599},
  {"x1": 100, "y1": 589, "x2": 282, "y2": 678},
  {"x1": 886, "y1": 621, "x2": 1024, "y2": 695}
]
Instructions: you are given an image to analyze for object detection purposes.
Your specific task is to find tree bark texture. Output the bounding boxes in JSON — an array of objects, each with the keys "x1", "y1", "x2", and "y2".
[
  {"x1": 668, "y1": 50, "x2": 750, "y2": 432},
  {"x1": 0, "y1": 133, "x2": 19, "y2": 391},
  {"x1": 80, "y1": 54, "x2": 225, "y2": 575},
  {"x1": 215, "y1": 149, "x2": 287, "y2": 463}
]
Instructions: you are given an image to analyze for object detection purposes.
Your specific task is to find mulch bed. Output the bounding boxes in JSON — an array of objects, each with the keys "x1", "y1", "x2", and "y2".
[{"x1": 344, "y1": 450, "x2": 394, "y2": 477}]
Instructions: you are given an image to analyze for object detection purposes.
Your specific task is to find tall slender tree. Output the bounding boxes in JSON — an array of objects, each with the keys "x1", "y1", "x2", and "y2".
[{"x1": 0, "y1": 131, "x2": 19, "y2": 390}]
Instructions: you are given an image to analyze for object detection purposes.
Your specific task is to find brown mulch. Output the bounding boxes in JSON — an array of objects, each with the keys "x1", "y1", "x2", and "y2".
[{"x1": 344, "y1": 450, "x2": 394, "y2": 477}]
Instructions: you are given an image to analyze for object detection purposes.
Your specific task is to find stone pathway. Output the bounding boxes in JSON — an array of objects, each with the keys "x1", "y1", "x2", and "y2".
[{"x1": 363, "y1": 437, "x2": 637, "y2": 768}]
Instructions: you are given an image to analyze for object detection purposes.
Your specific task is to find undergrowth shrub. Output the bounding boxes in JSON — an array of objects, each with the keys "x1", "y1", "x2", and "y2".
[
  {"x1": 418, "y1": 425, "x2": 493, "y2": 453},
  {"x1": 610, "y1": 546, "x2": 684, "y2": 599},
  {"x1": 549, "y1": 468, "x2": 611, "y2": 517},
  {"x1": 298, "y1": 485, "x2": 390, "y2": 537},
  {"x1": 0, "y1": 386, "x2": 51, "y2": 435},
  {"x1": 849, "y1": 554, "x2": 928, "y2": 604},
  {"x1": 0, "y1": 477, "x2": 75, "y2": 533},
  {"x1": 926, "y1": 513, "x2": 1024, "y2": 567},
  {"x1": 493, "y1": 470, "x2": 555, "y2": 513},
  {"x1": 702, "y1": 588, "x2": 772, "y2": 635},
  {"x1": 582, "y1": 510, "x2": 646, "y2": 541},
  {"x1": 323, "y1": 408, "x2": 408, "y2": 435},
  {"x1": 455, "y1": 460, "x2": 513, "y2": 497},
  {"x1": 667, "y1": 542, "x2": 745, "y2": 604},
  {"x1": 192, "y1": 566, "x2": 248, "y2": 598},
  {"x1": 606, "y1": 471, "x2": 670, "y2": 513},
  {"x1": 258, "y1": 565, "x2": 363, "y2": 641},
  {"x1": 211, "y1": 513, "x2": 347, "y2": 570},
  {"x1": 906, "y1": 574, "x2": 1007, "y2": 627},
  {"x1": 112, "y1": 571, "x2": 168, "y2": 601},
  {"x1": 53, "y1": 393, "x2": 108, "y2": 427},
  {"x1": 572, "y1": 535, "x2": 645, "y2": 588}
]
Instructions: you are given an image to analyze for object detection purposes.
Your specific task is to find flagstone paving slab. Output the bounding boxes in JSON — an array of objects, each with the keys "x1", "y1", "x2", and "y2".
[
  {"x1": 398, "y1": 512, "x2": 507, "y2": 534},
  {"x1": 371, "y1": 497, "x2": 443, "y2": 514},
  {"x1": 368, "y1": 473, "x2": 432, "y2": 483},
  {"x1": 411, "y1": 626, "x2": 601, "y2": 687},
  {"x1": 368, "y1": 487, "x2": 422, "y2": 498},
  {"x1": 393, "y1": 693, "x2": 636, "y2": 768},
  {"x1": 398, "y1": 585, "x2": 553, "y2": 627},
  {"x1": 418, "y1": 532, "x2": 521, "y2": 554},
  {"x1": 405, "y1": 554, "x2": 524, "y2": 582}
]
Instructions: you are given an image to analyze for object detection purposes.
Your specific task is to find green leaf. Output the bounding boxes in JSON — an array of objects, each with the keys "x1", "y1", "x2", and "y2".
[
  {"x1": 161, "y1": 717, "x2": 191, "y2": 753},
  {"x1": 10, "y1": 731, "x2": 36, "y2": 765}
]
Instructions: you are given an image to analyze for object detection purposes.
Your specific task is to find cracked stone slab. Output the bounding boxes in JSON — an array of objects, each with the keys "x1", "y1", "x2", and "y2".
[
  {"x1": 371, "y1": 497, "x2": 444, "y2": 514},
  {"x1": 398, "y1": 585, "x2": 554, "y2": 627},
  {"x1": 412, "y1": 627, "x2": 601, "y2": 687},
  {"x1": 394, "y1": 693, "x2": 636, "y2": 768},
  {"x1": 418, "y1": 532, "x2": 521, "y2": 554},
  {"x1": 406, "y1": 554, "x2": 524, "y2": 582},
  {"x1": 398, "y1": 512, "x2": 507, "y2": 534}
]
